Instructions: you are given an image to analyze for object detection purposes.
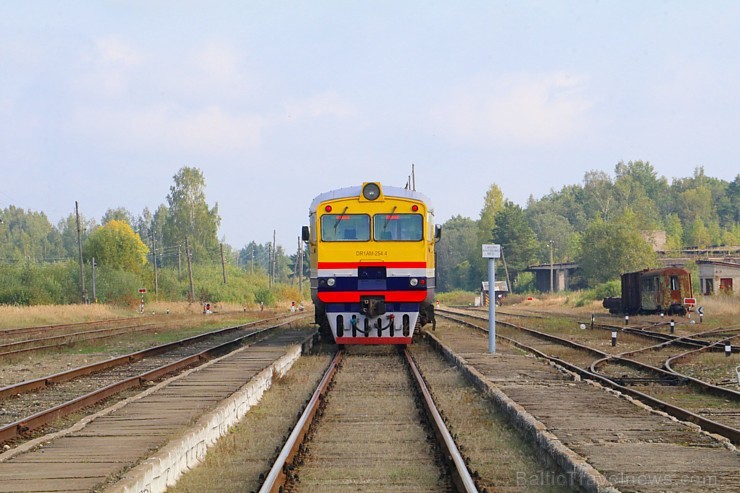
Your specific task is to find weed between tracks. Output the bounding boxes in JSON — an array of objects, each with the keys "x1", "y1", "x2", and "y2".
[
  {"x1": 410, "y1": 340, "x2": 572, "y2": 492},
  {"x1": 166, "y1": 350, "x2": 333, "y2": 493},
  {"x1": 675, "y1": 352, "x2": 740, "y2": 388}
]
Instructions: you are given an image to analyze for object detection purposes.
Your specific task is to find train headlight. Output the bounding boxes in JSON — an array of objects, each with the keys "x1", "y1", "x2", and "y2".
[
  {"x1": 362, "y1": 183, "x2": 381, "y2": 200},
  {"x1": 327, "y1": 278, "x2": 336, "y2": 287},
  {"x1": 409, "y1": 278, "x2": 418, "y2": 287}
]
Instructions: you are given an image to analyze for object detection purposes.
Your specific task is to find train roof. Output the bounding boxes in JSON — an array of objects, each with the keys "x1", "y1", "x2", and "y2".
[
  {"x1": 623, "y1": 267, "x2": 690, "y2": 276},
  {"x1": 309, "y1": 185, "x2": 433, "y2": 214}
]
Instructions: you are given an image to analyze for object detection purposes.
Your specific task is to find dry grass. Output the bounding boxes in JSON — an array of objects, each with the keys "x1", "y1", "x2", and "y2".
[
  {"x1": 0, "y1": 304, "x2": 130, "y2": 329},
  {"x1": 699, "y1": 295, "x2": 740, "y2": 315},
  {"x1": 0, "y1": 301, "x2": 283, "y2": 330}
]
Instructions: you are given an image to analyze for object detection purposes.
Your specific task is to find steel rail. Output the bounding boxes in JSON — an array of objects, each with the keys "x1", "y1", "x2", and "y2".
[
  {"x1": 403, "y1": 347, "x2": 478, "y2": 493},
  {"x1": 437, "y1": 312, "x2": 740, "y2": 445},
  {"x1": 665, "y1": 334, "x2": 740, "y2": 394},
  {"x1": 0, "y1": 317, "x2": 134, "y2": 338},
  {"x1": 259, "y1": 350, "x2": 343, "y2": 493},
  {"x1": 0, "y1": 323, "x2": 160, "y2": 358},
  {"x1": 259, "y1": 347, "x2": 479, "y2": 493},
  {"x1": 0, "y1": 316, "x2": 305, "y2": 444},
  {"x1": 0, "y1": 314, "x2": 293, "y2": 400},
  {"x1": 439, "y1": 309, "x2": 609, "y2": 359}
]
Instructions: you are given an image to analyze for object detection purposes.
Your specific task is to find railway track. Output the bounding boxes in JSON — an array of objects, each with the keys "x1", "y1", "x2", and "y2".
[
  {"x1": 437, "y1": 308, "x2": 740, "y2": 444},
  {"x1": 0, "y1": 320, "x2": 162, "y2": 358},
  {"x1": 0, "y1": 311, "x2": 257, "y2": 360},
  {"x1": 260, "y1": 346, "x2": 478, "y2": 493},
  {"x1": 0, "y1": 314, "x2": 307, "y2": 445}
]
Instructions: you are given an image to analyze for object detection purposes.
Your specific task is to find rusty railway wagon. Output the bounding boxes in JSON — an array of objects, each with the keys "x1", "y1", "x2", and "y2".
[
  {"x1": 302, "y1": 182, "x2": 441, "y2": 344},
  {"x1": 603, "y1": 267, "x2": 694, "y2": 315}
]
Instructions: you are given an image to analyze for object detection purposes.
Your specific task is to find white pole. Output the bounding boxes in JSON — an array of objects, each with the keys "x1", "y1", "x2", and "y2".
[{"x1": 488, "y1": 258, "x2": 496, "y2": 353}]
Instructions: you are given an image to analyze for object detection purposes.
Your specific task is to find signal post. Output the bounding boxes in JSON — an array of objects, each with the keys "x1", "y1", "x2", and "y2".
[{"x1": 482, "y1": 244, "x2": 501, "y2": 354}]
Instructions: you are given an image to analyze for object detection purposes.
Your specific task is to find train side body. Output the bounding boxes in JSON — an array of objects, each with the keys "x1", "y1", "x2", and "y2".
[
  {"x1": 605, "y1": 267, "x2": 693, "y2": 315},
  {"x1": 306, "y1": 182, "x2": 437, "y2": 344}
]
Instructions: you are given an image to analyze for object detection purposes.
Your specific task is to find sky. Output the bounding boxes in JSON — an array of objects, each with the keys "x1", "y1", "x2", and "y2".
[{"x1": 2, "y1": 1, "x2": 738, "y2": 252}]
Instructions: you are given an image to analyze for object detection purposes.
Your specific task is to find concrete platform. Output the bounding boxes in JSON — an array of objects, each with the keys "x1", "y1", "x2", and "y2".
[
  {"x1": 0, "y1": 328, "x2": 315, "y2": 493},
  {"x1": 428, "y1": 327, "x2": 739, "y2": 493}
]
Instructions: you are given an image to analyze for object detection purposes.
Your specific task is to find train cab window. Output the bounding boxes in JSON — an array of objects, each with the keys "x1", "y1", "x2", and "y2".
[
  {"x1": 373, "y1": 213, "x2": 423, "y2": 241},
  {"x1": 670, "y1": 275, "x2": 679, "y2": 291},
  {"x1": 320, "y1": 214, "x2": 370, "y2": 241}
]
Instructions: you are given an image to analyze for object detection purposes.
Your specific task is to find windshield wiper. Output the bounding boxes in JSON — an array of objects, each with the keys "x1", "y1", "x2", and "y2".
[
  {"x1": 334, "y1": 206, "x2": 349, "y2": 231},
  {"x1": 383, "y1": 206, "x2": 397, "y2": 231}
]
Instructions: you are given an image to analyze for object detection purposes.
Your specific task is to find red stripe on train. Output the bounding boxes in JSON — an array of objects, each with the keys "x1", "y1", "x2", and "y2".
[
  {"x1": 318, "y1": 291, "x2": 427, "y2": 303},
  {"x1": 317, "y1": 261, "x2": 427, "y2": 269},
  {"x1": 335, "y1": 336, "x2": 413, "y2": 345}
]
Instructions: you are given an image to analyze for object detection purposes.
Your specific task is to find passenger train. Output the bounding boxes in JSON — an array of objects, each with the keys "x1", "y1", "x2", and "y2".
[{"x1": 302, "y1": 182, "x2": 440, "y2": 344}]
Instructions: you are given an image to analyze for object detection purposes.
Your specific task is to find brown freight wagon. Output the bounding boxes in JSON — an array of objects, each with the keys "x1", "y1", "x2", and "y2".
[{"x1": 603, "y1": 267, "x2": 693, "y2": 315}]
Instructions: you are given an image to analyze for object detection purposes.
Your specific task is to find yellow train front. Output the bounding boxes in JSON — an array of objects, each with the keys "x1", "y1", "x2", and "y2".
[{"x1": 303, "y1": 182, "x2": 440, "y2": 344}]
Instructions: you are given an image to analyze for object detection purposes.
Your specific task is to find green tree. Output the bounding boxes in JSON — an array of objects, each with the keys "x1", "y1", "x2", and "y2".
[
  {"x1": 492, "y1": 201, "x2": 539, "y2": 290},
  {"x1": 582, "y1": 170, "x2": 615, "y2": 221},
  {"x1": 57, "y1": 213, "x2": 97, "y2": 260},
  {"x1": 85, "y1": 220, "x2": 149, "y2": 273},
  {"x1": 577, "y1": 213, "x2": 657, "y2": 286},
  {"x1": 0, "y1": 206, "x2": 64, "y2": 262},
  {"x1": 473, "y1": 184, "x2": 505, "y2": 285},
  {"x1": 436, "y1": 215, "x2": 479, "y2": 291},
  {"x1": 663, "y1": 213, "x2": 683, "y2": 252},
  {"x1": 478, "y1": 184, "x2": 504, "y2": 244},
  {"x1": 163, "y1": 167, "x2": 221, "y2": 264},
  {"x1": 683, "y1": 217, "x2": 711, "y2": 248},
  {"x1": 102, "y1": 207, "x2": 134, "y2": 226},
  {"x1": 527, "y1": 210, "x2": 577, "y2": 263},
  {"x1": 614, "y1": 160, "x2": 669, "y2": 219}
]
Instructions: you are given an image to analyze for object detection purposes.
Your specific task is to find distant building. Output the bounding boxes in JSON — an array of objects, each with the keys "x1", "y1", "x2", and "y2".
[
  {"x1": 481, "y1": 281, "x2": 508, "y2": 306},
  {"x1": 697, "y1": 260, "x2": 739, "y2": 295},
  {"x1": 526, "y1": 262, "x2": 581, "y2": 293}
]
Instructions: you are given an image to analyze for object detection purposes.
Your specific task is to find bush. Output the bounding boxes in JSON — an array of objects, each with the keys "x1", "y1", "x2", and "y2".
[
  {"x1": 436, "y1": 290, "x2": 478, "y2": 306},
  {"x1": 95, "y1": 268, "x2": 143, "y2": 305},
  {"x1": 574, "y1": 280, "x2": 620, "y2": 307},
  {"x1": 254, "y1": 286, "x2": 275, "y2": 306}
]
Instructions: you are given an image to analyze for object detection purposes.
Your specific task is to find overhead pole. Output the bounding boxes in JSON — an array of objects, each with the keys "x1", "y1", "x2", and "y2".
[
  {"x1": 298, "y1": 236, "x2": 304, "y2": 298},
  {"x1": 549, "y1": 240, "x2": 554, "y2": 293},
  {"x1": 91, "y1": 257, "x2": 97, "y2": 303},
  {"x1": 185, "y1": 236, "x2": 194, "y2": 302},
  {"x1": 75, "y1": 201, "x2": 86, "y2": 303},
  {"x1": 152, "y1": 233, "x2": 159, "y2": 301},
  {"x1": 221, "y1": 243, "x2": 227, "y2": 284},
  {"x1": 272, "y1": 230, "x2": 277, "y2": 286}
]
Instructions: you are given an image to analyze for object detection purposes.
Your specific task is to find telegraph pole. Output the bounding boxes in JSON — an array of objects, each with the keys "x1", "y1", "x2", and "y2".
[
  {"x1": 221, "y1": 243, "x2": 227, "y2": 284},
  {"x1": 298, "y1": 236, "x2": 304, "y2": 296},
  {"x1": 185, "y1": 237, "x2": 194, "y2": 302},
  {"x1": 152, "y1": 233, "x2": 159, "y2": 301},
  {"x1": 75, "y1": 201, "x2": 86, "y2": 303},
  {"x1": 91, "y1": 257, "x2": 97, "y2": 303},
  {"x1": 549, "y1": 240, "x2": 554, "y2": 293}
]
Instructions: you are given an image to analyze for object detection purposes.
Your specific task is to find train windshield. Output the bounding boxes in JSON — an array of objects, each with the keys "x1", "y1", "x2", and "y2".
[
  {"x1": 373, "y1": 213, "x2": 423, "y2": 241},
  {"x1": 320, "y1": 214, "x2": 370, "y2": 241}
]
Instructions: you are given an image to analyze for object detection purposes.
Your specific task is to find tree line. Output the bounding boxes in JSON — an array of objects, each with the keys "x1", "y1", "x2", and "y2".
[
  {"x1": 0, "y1": 167, "x2": 308, "y2": 306},
  {"x1": 1, "y1": 162, "x2": 737, "y2": 306},
  {"x1": 436, "y1": 162, "x2": 738, "y2": 293}
]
